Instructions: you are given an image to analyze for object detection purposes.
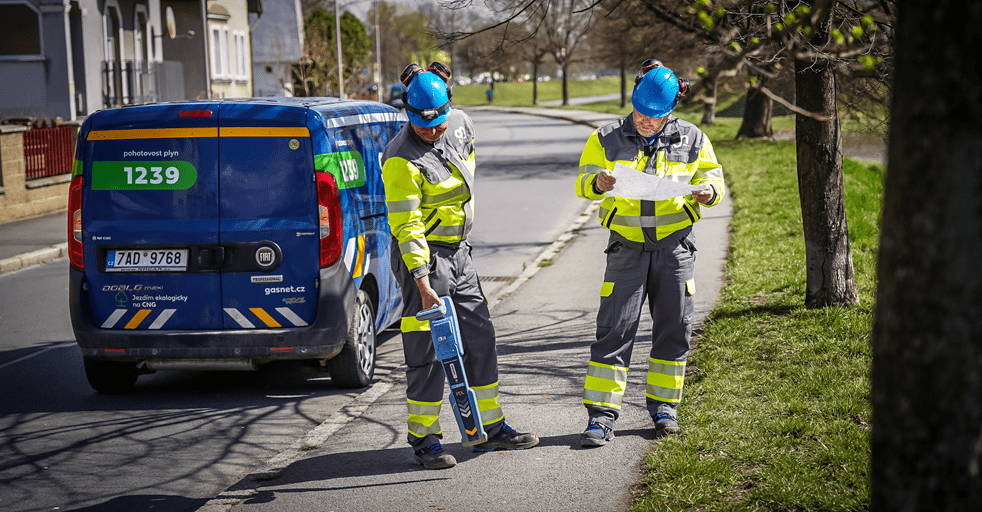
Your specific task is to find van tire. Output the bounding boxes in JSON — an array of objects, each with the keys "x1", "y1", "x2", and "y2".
[
  {"x1": 83, "y1": 357, "x2": 139, "y2": 394},
  {"x1": 327, "y1": 290, "x2": 376, "y2": 388}
]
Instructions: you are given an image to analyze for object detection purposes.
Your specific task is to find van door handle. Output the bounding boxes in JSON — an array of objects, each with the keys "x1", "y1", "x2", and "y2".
[{"x1": 197, "y1": 246, "x2": 226, "y2": 270}]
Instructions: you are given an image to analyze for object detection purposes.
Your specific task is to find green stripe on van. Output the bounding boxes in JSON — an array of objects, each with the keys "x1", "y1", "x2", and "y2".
[
  {"x1": 90, "y1": 161, "x2": 198, "y2": 190},
  {"x1": 315, "y1": 151, "x2": 367, "y2": 190}
]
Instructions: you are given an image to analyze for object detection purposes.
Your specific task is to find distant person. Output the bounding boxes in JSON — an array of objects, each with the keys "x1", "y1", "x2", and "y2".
[
  {"x1": 573, "y1": 60, "x2": 726, "y2": 447},
  {"x1": 382, "y1": 62, "x2": 539, "y2": 469},
  {"x1": 485, "y1": 84, "x2": 494, "y2": 104}
]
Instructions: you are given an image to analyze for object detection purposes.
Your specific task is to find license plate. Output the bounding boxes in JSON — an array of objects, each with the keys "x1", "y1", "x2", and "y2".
[{"x1": 106, "y1": 249, "x2": 189, "y2": 272}]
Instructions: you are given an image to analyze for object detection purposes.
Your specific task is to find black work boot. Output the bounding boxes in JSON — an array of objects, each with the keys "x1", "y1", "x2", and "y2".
[
  {"x1": 580, "y1": 421, "x2": 615, "y2": 447},
  {"x1": 473, "y1": 422, "x2": 539, "y2": 452},
  {"x1": 652, "y1": 412, "x2": 679, "y2": 438},
  {"x1": 413, "y1": 443, "x2": 456, "y2": 469}
]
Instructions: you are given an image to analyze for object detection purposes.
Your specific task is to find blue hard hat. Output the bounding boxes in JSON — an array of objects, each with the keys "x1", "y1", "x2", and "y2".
[
  {"x1": 405, "y1": 72, "x2": 451, "y2": 127},
  {"x1": 632, "y1": 66, "x2": 681, "y2": 118}
]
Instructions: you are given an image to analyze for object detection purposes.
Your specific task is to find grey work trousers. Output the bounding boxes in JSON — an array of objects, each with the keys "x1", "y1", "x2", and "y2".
[
  {"x1": 586, "y1": 232, "x2": 696, "y2": 428},
  {"x1": 396, "y1": 241, "x2": 503, "y2": 449}
]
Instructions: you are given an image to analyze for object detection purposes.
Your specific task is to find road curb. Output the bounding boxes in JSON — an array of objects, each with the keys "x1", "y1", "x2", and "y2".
[{"x1": 0, "y1": 243, "x2": 68, "y2": 275}]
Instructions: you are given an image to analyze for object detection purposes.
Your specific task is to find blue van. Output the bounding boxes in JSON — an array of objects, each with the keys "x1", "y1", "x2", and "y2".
[{"x1": 68, "y1": 98, "x2": 405, "y2": 394}]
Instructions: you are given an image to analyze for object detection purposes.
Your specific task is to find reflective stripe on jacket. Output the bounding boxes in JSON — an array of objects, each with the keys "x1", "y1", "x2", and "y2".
[
  {"x1": 382, "y1": 109, "x2": 477, "y2": 278},
  {"x1": 575, "y1": 115, "x2": 725, "y2": 245}
]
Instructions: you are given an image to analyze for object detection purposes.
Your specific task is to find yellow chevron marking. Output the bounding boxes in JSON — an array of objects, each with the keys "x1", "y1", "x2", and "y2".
[
  {"x1": 124, "y1": 309, "x2": 152, "y2": 329},
  {"x1": 352, "y1": 235, "x2": 366, "y2": 278},
  {"x1": 465, "y1": 427, "x2": 477, "y2": 435},
  {"x1": 250, "y1": 308, "x2": 281, "y2": 327}
]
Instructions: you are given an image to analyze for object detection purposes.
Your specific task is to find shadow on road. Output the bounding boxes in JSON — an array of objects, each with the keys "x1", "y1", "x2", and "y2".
[{"x1": 64, "y1": 495, "x2": 207, "y2": 512}]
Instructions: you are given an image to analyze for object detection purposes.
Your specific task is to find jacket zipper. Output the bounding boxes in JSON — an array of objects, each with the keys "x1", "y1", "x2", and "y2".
[
  {"x1": 424, "y1": 218, "x2": 443, "y2": 237},
  {"x1": 682, "y1": 203, "x2": 697, "y2": 224},
  {"x1": 604, "y1": 207, "x2": 618, "y2": 229}
]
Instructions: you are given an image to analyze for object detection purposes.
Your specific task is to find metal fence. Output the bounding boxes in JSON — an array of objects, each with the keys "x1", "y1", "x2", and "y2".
[
  {"x1": 102, "y1": 60, "x2": 187, "y2": 108},
  {"x1": 23, "y1": 123, "x2": 74, "y2": 180},
  {"x1": 102, "y1": 60, "x2": 159, "y2": 108}
]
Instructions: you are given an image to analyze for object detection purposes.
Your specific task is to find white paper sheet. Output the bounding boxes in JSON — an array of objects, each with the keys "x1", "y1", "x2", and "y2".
[{"x1": 608, "y1": 162, "x2": 708, "y2": 201}]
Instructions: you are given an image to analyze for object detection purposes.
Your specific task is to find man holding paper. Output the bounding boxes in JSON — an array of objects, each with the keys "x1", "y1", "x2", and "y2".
[{"x1": 574, "y1": 60, "x2": 726, "y2": 447}]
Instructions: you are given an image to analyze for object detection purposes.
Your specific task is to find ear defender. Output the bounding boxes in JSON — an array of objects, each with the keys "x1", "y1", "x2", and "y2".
[
  {"x1": 427, "y1": 62, "x2": 451, "y2": 84},
  {"x1": 427, "y1": 62, "x2": 453, "y2": 101},
  {"x1": 634, "y1": 58, "x2": 664, "y2": 88},
  {"x1": 401, "y1": 63, "x2": 424, "y2": 86},
  {"x1": 677, "y1": 78, "x2": 690, "y2": 102}
]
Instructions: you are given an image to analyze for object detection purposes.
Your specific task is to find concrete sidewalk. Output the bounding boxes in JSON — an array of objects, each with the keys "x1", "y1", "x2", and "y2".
[{"x1": 0, "y1": 210, "x2": 69, "y2": 274}]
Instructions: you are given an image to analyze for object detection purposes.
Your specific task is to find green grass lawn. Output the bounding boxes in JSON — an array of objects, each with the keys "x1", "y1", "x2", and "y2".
[
  {"x1": 631, "y1": 118, "x2": 879, "y2": 511},
  {"x1": 454, "y1": 76, "x2": 622, "y2": 106}
]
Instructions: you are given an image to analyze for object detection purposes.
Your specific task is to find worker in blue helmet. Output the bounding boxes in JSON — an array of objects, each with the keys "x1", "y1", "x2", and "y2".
[
  {"x1": 574, "y1": 60, "x2": 726, "y2": 447},
  {"x1": 381, "y1": 63, "x2": 539, "y2": 469}
]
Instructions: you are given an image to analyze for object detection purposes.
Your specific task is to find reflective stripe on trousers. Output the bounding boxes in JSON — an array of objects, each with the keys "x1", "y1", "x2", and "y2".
[
  {"x1": 473, "y1": 382, "x2": 504, "y2": 425},
  {"x1": 407, "y1": 399, "x2": 442, "y2": 438},
  {"x1": 646, "y1": 358, "x2": 685, "y2": 403},
  {"x1": 582, "y1": 361, "x2": 628, "y2": 409}
]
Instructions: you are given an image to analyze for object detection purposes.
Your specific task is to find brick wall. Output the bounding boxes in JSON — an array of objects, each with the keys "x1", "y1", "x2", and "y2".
[{"x1": 0, "y1": 124, "x2": 76, "y2": 224}]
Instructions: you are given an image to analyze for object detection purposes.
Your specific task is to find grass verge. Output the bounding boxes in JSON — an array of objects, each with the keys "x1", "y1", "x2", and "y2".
[{"x1": 629, "y1": 121, "x2": 881, "y2": 511}]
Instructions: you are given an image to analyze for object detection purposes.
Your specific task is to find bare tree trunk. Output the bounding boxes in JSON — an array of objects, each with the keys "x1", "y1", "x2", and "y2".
[
  {"x1": 736, "y1": 73, "x2": 774, "y2": 139},
  {"x1": 620, "y1": 62, "x2": 627, "y2": 109},
  {"x1": 562, "y1": 62, "x2": 570, "y2": 106},
  {"x1": 794, "y1": 56, "x2": 858, "y2": 308},
  {"x1": 871, "y1": 0, "x2": 982, "y2": 507},
  {"x1": 533, "y1": 59, "x2": 540, "y2": 105},
  {"x1": 700, "y1": 78, "x2": 717, "y2": 125}
]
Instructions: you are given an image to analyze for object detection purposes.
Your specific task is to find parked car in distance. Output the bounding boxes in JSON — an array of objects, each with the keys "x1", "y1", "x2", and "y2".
[
  {"x1": 68, "y1": 98, "x2": 406, "y2": 394},
  {"x1": 387, "y1": 83, "x2": 407, "y2": 109}
]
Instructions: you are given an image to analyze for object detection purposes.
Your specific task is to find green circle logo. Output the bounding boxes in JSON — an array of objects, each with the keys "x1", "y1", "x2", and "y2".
[{"x1": 288, "y1": 139, "x2": 300, "y2": 150}]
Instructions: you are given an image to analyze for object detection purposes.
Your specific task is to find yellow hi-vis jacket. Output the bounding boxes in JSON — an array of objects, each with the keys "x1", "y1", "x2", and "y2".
[
  {"x1": 382, "y1": 109, "x2": 477, "y2": 279},
  {"x1": 575, "y1": 115, "x2": 725, "y2": 245}
]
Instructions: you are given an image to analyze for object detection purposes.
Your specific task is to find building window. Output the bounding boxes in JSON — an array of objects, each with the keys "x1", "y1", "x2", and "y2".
[
  {"x1": 234, "y1": 31, "x2": 246, "y2": 80},
  {"x1": 210, "y1": 23, "x2": 236, "y2": 80},
  {"x1": 0, "y1": 3, "x2": 42, "y2": 57},
  {"x1": 223, "y1": 28, "x2": 230, "y2": 78}
]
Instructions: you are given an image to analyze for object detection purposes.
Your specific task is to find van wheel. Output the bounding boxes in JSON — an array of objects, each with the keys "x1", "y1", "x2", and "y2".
[
  {"x1": 327, "y1": 290, "x2": 376, "y2": 388},
  {"x1": 83, "y1": 357, "x2": 139, "y2": 394}
]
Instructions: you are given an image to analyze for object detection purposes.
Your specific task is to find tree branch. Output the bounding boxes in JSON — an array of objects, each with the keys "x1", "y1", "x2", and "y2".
[{"x1": 754, "y1": 83, "x2": 832, "y2": 121}]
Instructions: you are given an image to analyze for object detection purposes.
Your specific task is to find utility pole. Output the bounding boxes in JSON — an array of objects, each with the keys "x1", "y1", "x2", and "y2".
[
  {"x1": 335, "y1": 0, "x2": 345, "y2": 99},
  {"x1": 375, "y1": 0, "x2": 381, "y2": 102}
]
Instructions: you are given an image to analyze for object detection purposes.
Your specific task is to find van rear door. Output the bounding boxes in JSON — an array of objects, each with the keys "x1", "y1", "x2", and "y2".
[
  {"x1": 216, "y1": 103, "x2": 319, "y2": 330},
  {"x1": 84, "y1": 104, "x2": 223, "y2": 330}
]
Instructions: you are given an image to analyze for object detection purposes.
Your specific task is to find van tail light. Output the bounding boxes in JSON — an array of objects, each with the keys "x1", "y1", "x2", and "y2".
[
  {"x1": 316, "y1": 172, "x2": 343, "y2": 268},
  {"x1": 68, "y1": 176, "x2": 84, "y2": 269}
]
